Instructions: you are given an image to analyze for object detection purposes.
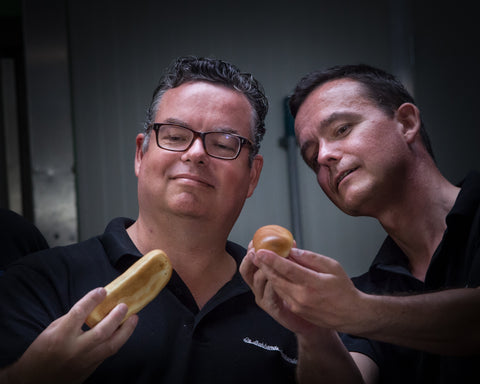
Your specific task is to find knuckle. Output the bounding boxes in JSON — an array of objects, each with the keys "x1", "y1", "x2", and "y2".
[
  {"x1": 90, "y1": 324, "x2": 108, "y2": 343},
  {"x1": 288, "y1": 300, "x2": 301, "y2": 314},
  {"x1": 69, "y1": 303, "x2": 87, "y2": 321},
  {"x1": 103, "y1": 340, "x2": 121, "y2": 357},
  {"x1": 291, "y1": 287, "x2": 313, "y2": 312}
]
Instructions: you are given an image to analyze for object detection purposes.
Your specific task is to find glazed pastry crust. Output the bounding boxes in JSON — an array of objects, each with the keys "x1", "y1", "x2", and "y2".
[
  {"x1": 253, "y1": 225, "x2": 294, "y2": 258},
  {"x1": 85, "y1": 249, "x2": 172, "y2": 328}
]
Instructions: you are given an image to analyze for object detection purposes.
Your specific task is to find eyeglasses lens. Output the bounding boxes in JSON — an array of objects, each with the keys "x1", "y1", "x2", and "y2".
[
  {"x1": 205, "y1": 133, "x2": 239, "y2": 158},
  {"x1": 157, "y1": 125, "x2": 240, "y2": 159},
  {"x1": 157, "y1": 125, "x2": 192, "y2": 150}
]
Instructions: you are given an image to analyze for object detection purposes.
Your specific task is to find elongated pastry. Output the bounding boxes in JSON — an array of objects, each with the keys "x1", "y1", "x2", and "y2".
[{"x1": 86, "y1": 249, "x2": 172, "y2": 328}]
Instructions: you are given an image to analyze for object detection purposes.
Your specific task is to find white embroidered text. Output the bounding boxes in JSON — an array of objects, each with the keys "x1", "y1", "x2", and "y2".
[{"x1": 243, "y1": 337, "x2": 297, "y2": 364}]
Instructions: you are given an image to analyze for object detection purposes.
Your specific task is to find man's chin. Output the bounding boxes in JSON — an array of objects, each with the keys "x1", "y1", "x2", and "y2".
[{"x1": 333, "y1": 192, "x2": 366, "y2": 217}]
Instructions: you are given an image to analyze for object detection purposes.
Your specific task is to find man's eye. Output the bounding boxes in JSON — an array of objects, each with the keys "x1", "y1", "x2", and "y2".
[
  {"x1": 335, "y1": 124, "x2": 350, "y2": 136},
  {"x1": 164, "y1": 134, "x2": 188, "y2": 143},
  {"x1": 302, "y1": 151, "x2": 319, "y2": 172}
]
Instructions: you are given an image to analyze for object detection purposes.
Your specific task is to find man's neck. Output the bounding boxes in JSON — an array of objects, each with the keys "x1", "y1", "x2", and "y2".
[
  {"x1": 377, "y1": 169, "x2": 460, "y2": 281},
  {"x1": 126, "y1": 214, "x2": 237, "y2": 308}
]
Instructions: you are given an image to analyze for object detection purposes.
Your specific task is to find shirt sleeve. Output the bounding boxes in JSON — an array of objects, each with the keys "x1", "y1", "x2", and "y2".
[
  {"x1": 0, "y1": 253, "x2": 66, "y2": 367},
  {"x1": 339, "y1": 332, "x2": 381, "y2": 363}
]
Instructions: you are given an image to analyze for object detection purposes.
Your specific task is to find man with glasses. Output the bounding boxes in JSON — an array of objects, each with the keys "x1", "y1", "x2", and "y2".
[{"x1": 0, "y1": 57, "x2": 332, "y2": 383}]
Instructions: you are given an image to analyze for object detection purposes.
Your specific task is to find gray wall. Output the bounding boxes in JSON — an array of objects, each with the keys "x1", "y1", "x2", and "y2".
[{"x1": 21, "y1": 0, "x2": 480, "y2": 277}]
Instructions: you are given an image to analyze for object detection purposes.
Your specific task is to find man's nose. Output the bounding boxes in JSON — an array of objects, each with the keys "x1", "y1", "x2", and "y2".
[
  {"x1": 181, "y1": 137, "x2": 208, "y2": 162},
  {"x1": 316, "y1": 140, "x2": 341, "y2": 166}
]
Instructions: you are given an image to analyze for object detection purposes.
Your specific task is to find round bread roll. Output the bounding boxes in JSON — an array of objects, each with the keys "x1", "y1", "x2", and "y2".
[
  {"x1": 85, "y1": 249, "x2": 172, "y2": 328},
  {"x1": 252, "y1": 225, "x2": 294, "y2": 258}
]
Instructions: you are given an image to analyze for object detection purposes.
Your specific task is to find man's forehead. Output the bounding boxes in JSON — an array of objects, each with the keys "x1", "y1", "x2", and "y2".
[
  {"x1": 308, "y1": 78, "x2": 366, "y2": 103},
  {"x1": 294, "y1": 79, "x2": 373, "y2": 138},
  {"x1": 298, "y1": 79, "x2": 371, "y2": 117},
  {"x1": 154, "y1": 81, "x2": 254, "y2": 136}
]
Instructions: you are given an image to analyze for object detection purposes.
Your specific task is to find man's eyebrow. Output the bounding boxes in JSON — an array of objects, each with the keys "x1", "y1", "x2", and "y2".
[
  {"x1": 162, "y1": 118, "x2": 189, "y2": 126},
  {"x1": 318, "y1": 111, "x2": 361, "y2": 131},
  {"x1": 160, "y1": 118, "x2": 240, "y2": 134}
]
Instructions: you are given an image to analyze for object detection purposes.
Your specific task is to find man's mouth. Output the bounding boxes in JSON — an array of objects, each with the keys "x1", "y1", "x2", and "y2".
[
  {"x1": 172, "y1": 173, "x2": 214, "y2": 188},
  {"x1": 336, "y1": 167, "x2": 358, "y2": 189}
]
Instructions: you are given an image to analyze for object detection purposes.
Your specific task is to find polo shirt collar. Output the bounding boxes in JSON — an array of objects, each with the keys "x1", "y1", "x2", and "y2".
[
  {"x1": 368, "y1": 171, "x2": 480, "y2": 283},
  {"x1": 445, "y1": 171, "x2": 480, "y2": 227},
  {"x1": 370, "y1": 236, "x2": 412, "y2": 278},
  {"x1": 100, "y1": 217, "x2": 141, "y2": 268}
]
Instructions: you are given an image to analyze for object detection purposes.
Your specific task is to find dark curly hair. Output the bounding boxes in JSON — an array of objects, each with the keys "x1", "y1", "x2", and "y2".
[{"x1": 144, "y1": 56, "x2": 268, "y2": 163}]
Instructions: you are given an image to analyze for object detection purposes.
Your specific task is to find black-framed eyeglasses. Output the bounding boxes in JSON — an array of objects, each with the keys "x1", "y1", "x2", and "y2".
[{"x1": 149, "y1": 123, "x2": 253, "y2": 160}]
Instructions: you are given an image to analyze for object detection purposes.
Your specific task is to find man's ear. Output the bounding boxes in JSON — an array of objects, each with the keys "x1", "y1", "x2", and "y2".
[
  {"x1": 247, "y1": 154, "x2": 263, "y2": 198},
  {"x1": 134, "y1": 133, "x2": 146, "y2": 177},
  {"x1": 396, "y1": 103, "x2": 421, "y2": 144}
]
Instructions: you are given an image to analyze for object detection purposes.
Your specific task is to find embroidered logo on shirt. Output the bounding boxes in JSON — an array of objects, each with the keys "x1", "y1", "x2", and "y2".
[{"x1": 243, "y1": 337, "x2": 298, "y2": 364}]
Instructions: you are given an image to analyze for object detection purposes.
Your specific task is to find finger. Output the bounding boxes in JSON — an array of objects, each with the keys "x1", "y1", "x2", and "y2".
[
  {"x1": 254, "y1": 250, "x2": 325, "y2": 301},
  {"x1": 94, "y1": 313, "x2": 138, "y2": 359},
  {"x1": 256, "y1": 258, "x2": 300, "y2": 298},
  {"x1": 262, "y1": 278, "x2": 282, "y2": 309},
  {"x1": 251, "y1": 268, "x2": 268, "y2": 301},
  {"x1": 75, "y1": 313, "x2": 138, "y2": 379},
  {"x1": 86, "y1": 302, "x2": 129, "y2": 343},
  {"x1": 257, "y1": 248, "x2": 340, "y2": 282},
  {"x1": 255, "y1": 249, "x2": 307, "y2": 283},
  {"x1": 262, "y1": 280, "x2": 295, "y2": 319},
  {"x1": 289, "y1": 248, "x2": 345, "y2": 275},
  {"x1": 260, "y1": 279, "x2": 315, "y2": 334},
  {"x1": 65, "y1": 288, "x2": 107, "y2": 331},
  {"x1": 239, "y1": 251, "x2": 258, "y2": 287}
]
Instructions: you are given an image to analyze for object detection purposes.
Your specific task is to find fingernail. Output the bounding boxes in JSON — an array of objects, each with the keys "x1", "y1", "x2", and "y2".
[
  {"x1": 256, "y1": 251, "x2": 266, "y2": 262},
  {"x1": 290, "y1": 248, "x2": 302, "y2": 257},
  {"x1": 116, "y1": 303, "x2": 128, "y2": 315},
  {"x1": 251, "y1": 251, "x2": 261, "y2": 266},
  {"x1": 127, "y1": 314, "x2": 138, "y2": 326}
]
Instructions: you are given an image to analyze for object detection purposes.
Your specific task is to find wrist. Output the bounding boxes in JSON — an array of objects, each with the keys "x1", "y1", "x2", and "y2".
[
  {"x1": 296, "y1": 326, "x2": 340, "y2": 352},
  {"x1": 337, "y1": 291, "x2": 377, "y2": 336}
]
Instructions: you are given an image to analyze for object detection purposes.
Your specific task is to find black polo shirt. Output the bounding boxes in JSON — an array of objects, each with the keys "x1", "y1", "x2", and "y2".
[
  {"x1": 0, "y1": 218, "x2": 298, "y2": 383},
  {"x1": 341, "y1": 171, "x2": 480, "y2": 383}
]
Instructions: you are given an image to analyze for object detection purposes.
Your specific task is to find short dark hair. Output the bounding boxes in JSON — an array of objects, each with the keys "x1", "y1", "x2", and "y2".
[
  {"x1": 289, "y1": 64, "x2": 435, "y2": 159},
  {"x1": 144, "y1": 56, "x2": 268, "y2": 163}
]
